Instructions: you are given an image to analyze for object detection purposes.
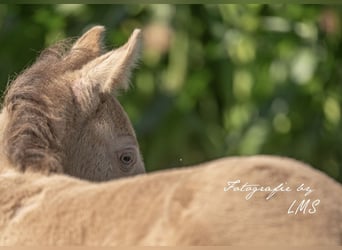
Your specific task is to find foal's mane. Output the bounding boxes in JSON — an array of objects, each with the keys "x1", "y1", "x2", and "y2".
[{"x1": 2, "y1": 40, "x2": 98, "y2": 173}]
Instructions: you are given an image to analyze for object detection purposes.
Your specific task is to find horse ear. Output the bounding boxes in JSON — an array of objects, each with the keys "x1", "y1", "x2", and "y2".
[
  {"x1": 81, "y1": 29, "x2": 142, "y2": 93},
  {"x1": 71, "y1": 26, "x2": 105, "y2": 53},
  {"x1": 65, "y1": 26, "x2": 106, "y2": 68}
]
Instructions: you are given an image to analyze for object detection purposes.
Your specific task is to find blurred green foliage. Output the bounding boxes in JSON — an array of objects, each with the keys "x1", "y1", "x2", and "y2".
[{"x1": 0, "y1": 4, "x2": 341, "y2": 183}]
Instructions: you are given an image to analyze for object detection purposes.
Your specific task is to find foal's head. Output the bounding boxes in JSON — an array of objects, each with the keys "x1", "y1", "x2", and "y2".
[{"x1": 1, "y1": 26, "x2": 145, "y2": 181}]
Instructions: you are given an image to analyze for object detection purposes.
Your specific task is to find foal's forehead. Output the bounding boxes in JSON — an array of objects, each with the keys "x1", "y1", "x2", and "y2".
[{"x1": 95, "y1": 94, "x2": 136, "y2": 135}]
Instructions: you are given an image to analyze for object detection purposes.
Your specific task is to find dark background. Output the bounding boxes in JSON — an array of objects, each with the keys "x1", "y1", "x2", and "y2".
[{"x1": 0, "y1": 4, "x2": 341, "y2": 183}]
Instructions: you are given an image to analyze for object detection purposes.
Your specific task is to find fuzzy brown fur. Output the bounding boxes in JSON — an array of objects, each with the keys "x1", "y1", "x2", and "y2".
[
  {"x1": 1, "y1": 26, "x2": 145, "y2": 181},
  {"x1": 3, "y1": 46, "x2": 74, "y2": 173},
  {"x1": 2, "y1": 35, "x2": 103, "y2": 173}
]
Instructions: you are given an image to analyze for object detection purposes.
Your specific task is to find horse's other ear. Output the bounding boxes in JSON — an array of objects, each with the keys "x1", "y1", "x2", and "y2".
[
  {"x1": 82, "y1": 28, "x2": 142, "y2": 93},
  {"x1": 65, "y1": 26, "x2": 106, "y2": 69},
  {"x1": 71, "y1": 26, "x2": 105, "y2": 54}
]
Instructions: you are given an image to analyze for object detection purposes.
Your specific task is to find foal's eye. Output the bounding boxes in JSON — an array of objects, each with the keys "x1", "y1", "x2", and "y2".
[
  {"x1": 118, "y1": 150, "x2": 136, "y2": 172},
  {"x1": 120, "y1": 152, "x2": 133, "y2": 165}
]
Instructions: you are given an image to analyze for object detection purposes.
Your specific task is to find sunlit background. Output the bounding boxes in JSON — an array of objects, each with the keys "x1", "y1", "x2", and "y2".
[{"x1": 0, "y1": 4, "x2": 341, "y2": 183}]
